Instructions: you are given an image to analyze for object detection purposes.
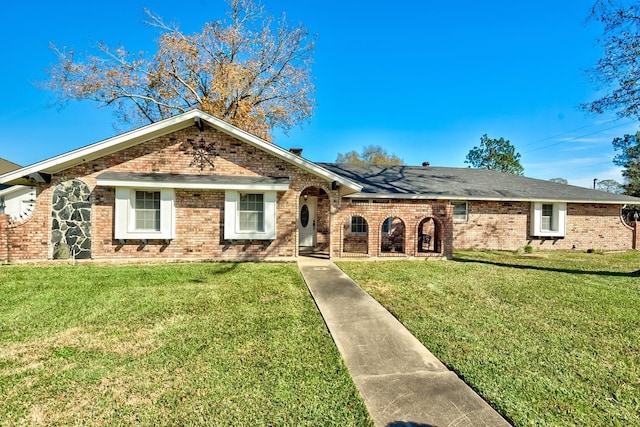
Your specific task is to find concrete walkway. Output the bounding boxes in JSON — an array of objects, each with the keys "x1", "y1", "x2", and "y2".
[{"x1": 298, "y1": 257, "x2": 511, "y2": 427}]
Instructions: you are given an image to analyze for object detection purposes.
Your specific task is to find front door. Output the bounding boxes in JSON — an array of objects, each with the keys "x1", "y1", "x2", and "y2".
[{"x1": 299, "y1": 196, "x2": 317, "y2": 247}]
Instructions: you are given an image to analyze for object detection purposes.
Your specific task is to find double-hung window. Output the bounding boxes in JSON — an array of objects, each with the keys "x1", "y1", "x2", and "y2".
[
  {"x1": 238, "y1": 193, "x2": 264, "y2": 232},
  {"x1": 224, "y1": 191, "x2": 276, "y2": 240},
  {"x1": 453, "y1": 201, "x2": 468, "y2": 221},
  {"x1": 541, "y1": 204, "x2": 553, "y2": 231},
  {"x1": 134, "y1": 191, "x2": 161, "y2": 231},
  {"x1": 531, "y1": 202, "x2": 566, "y2": 237},
  {"x1": 114, "y1": 188, "x2": 175, "y2": 240}
]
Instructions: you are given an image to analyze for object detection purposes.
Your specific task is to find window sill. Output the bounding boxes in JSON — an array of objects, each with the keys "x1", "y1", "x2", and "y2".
[{"x1": 531, "y1": 232, "x2": 565, "y2": 238}]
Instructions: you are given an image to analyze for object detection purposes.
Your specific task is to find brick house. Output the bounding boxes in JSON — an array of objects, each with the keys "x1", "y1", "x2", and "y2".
[{"x1": 0, "y1": 109, "x2": 638, "y2": 263}]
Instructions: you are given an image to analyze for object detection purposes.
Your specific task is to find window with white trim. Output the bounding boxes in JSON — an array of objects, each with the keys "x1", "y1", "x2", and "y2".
[
  {"x1": 134, "y1": 191, "x2": 161, "y2": 231},
  {"x1": 531, "y1": 202, "x2": 566, "y2": 237},
  {"x1": 114, "y1": 188, "x2": 175, "y2": 240},
  {"x1": 224, "y1": 191, "x2": 276, "y2": 240},
  {"x1": 541, "y1": 204, "x2": 553, "y2": 231},
  {"x1": 453, "y1": 201, "x2": 468, "y2": 221},
  {"x1": 239, "y1": 193, "x2": 264, "y2": 232},
  {"x1": 350, "y1": 216, "x2": 368, "y2": 234}
]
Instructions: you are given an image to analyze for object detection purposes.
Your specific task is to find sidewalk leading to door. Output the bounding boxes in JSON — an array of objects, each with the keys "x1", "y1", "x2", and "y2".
[{"x1": 298, "y1": 257, "x2": 511, "y2": 427}]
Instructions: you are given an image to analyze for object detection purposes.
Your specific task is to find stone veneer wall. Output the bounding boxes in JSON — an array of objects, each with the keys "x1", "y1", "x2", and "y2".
[
  {"x1": 51, "y1": 179, "x2": 92, "y2": 259},
  {"x1": 333, "y1": 199, "x2": 453, "y2": 258},
  {"x1": 453, "y1": 200, "x2": 635, "y2": 251}
]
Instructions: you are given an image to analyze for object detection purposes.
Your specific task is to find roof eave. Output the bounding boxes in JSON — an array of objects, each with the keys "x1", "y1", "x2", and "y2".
[
  {"x1": 0, "y1": 110, "x2": 363, "y2": 193},
  {"x1": 346, "y1": 193, "x2": 637, "y2": 204}
]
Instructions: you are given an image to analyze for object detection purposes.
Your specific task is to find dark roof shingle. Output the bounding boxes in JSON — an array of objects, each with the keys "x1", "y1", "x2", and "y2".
[{"x1": 319, "y1": 163, "x2": 640, "y2": 204}]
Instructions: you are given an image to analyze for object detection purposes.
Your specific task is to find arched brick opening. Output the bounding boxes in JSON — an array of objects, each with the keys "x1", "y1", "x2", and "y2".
[
  {"x1": 342, "y1": 215, "x2": 369, "y2": 256},
  {"x1": 417, "y1": 216, "x2": 443, "y2": 254},
  {"x1": 380, "y1": 216, "x2": 405, "y2": 254}
]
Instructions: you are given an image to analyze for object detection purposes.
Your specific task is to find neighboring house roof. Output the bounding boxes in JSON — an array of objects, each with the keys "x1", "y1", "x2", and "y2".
[
  {"x1": 0, "y1": 158, "x2": 21, "y2": 175},
  {"x1": 0, "y1": 158, "x2": 22, "y2": 192},
  {"x1": 320, "y1": 163, "x2": 640, "y2": 204},
  {"x1": 0, "y1": 110, "x2": 362, "y2": 194}
]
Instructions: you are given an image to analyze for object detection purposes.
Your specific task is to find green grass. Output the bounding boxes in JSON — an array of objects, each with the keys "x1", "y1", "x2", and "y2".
[
  {"x1": 337, "y1": 251, "x2": 640, "y2": 427},
  {"x1": 0, "y1": 263, "x2": 372, "y2": 426}
]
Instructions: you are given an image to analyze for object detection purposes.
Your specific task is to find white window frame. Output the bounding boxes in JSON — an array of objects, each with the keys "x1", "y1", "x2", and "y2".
[
  {"x1": 133, "y1": 190, "x2": 162, "y2": 232},
  {"x1": 238, "y1": 193, "x2": 265, "y2": 232},
  {"x1": 224, "y1": 190, "x2": 276, "y2": 240},
  {"x1": 531, "y1": 202, "x2": 566, "y2": 237},
  {"x1": 115, "y1": 187, "x2": 175, "y2": 240},
  {"x1": 453, "y1": 201, "x2": 468, "y2": 221}
]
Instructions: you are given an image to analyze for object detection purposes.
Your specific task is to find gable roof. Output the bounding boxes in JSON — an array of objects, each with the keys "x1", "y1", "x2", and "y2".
[
  {"x1": 0, "y1": 110, "x2": 362, "y2": 194},
  {"x1": 320, "y1": 163, "x2": 640, "y2": 204}
]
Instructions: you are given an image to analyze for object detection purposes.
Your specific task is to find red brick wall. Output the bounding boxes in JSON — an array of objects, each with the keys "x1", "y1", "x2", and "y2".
[
  {"x1": 453, "y1": 201, "x2": 635, "y2": 251},
  {"x1": 5, "y1": 126, "x2": 334, "y2": 262},
  {"x1": 0, "y1": 214, "x2": 8, "y2": 262},
  {"x1": 2, "y1": 184, "x2": 51, "y2": 262},
  {"x1": 333, "y1": 199, "x2": 453, "y2": 258},
  {"x1": 4, "y1": 124, "x2": 634, "y2": 262},
  {"x1": 453, "y1": 201, "x2": 528, "y2": 250}
]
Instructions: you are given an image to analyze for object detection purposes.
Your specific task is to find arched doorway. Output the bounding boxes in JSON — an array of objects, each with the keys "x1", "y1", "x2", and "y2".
[
  {"x1": 298, "y1": 186, "x2": 330, "y2": 255},
  {"x1": 418, "y1": 217, "x2": 442, "y2": 254},
  {"x1": 380, "y1": 216, "x2": 405, "y2": 254}
]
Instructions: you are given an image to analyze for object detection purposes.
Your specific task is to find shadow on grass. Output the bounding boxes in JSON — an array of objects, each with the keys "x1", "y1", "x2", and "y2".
[
  {"x1": 387, "y1": 422, "x2": 435, "y2": 427},
  {"x1": 452, "y1": 255, "x2": 638, "y2": 278},
  {"x1": 186, "y1": 262, "x2": 241, "y2": 283}
]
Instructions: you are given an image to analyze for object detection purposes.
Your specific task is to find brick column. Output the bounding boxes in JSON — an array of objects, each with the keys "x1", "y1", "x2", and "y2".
[
  {"x1": 633, "y1": 221, "x2": 639, "y2": 250},
  {"x1": 0, "y1": 214, "x2": 9, "y2": 263}
]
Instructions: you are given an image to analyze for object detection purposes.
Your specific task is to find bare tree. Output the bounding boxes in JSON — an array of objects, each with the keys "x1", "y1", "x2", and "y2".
[
  {"x1": 41, "y1": 0, "x2": 315, "y2": 140},
  {"x1": 582, "y1": 0, "x2": 640, "y2": 120}
]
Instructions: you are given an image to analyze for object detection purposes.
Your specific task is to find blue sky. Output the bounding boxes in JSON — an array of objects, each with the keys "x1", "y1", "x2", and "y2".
[{"x1": 1, "y1": 0, "x2": 637, "y2": 188}]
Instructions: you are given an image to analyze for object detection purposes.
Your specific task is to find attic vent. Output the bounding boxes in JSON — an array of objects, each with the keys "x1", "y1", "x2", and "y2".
[
  {"x1": 289, "y1": 148, "x2": 303, "y2": 156},
  {"x1": 194, "y1": 117, "x2": 205, "y2": 131}
]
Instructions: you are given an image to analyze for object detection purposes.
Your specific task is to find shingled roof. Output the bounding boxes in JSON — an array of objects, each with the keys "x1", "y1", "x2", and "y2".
[
  {"x1": 0, "y1": 158, "x2": 20, "y2": 175},
  {"x1": 0, "y1": 158, "x2": 21, "y2": 191},
  {"x1": 320, "y1": 163, "x2": 640, "y2": 204}
]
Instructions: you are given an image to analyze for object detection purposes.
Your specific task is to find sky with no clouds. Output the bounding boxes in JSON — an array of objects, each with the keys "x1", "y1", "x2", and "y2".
[{"x1": 1, "y1": 0, "x2": 637, "y2": 188}]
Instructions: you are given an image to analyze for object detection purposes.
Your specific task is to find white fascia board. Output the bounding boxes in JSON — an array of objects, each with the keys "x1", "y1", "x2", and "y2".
[
  {"x1": 0, "y1": 112, "x2": 201, "y2": 185},
  {"x1": 345, "y1": 193, "x2": 636, "y2": 204},
  {"x1": 97, "y1": 176, "x2": 289, "y2": 191}
]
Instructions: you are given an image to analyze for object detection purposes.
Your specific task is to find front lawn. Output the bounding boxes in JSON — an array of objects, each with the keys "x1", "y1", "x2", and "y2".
[
  {"x1": 0, "y1": 263, "x2": 372, "y2": 426},
  {"x1": 337, "y1": 250, "x2": 640, "y2": 426}
]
